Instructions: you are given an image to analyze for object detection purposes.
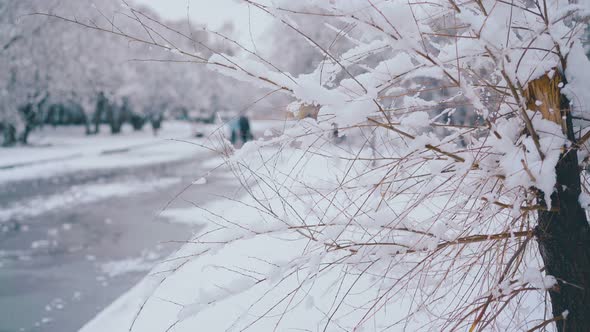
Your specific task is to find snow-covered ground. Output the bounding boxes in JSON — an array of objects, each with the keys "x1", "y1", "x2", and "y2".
[
  {"x1": 78, "y1": 136, "x2": 421, "y2": 331},
  {"x1": 0, "y1": 122, "x2": 211, "y2": 184},
  {"x1": 0, "y1": 118, "x2": 291, "y2": 332},
  {"x1": 80, "y1": 173, "x2": 430, "y2": 331},
  {"x1": 0, "y1": 120, "x2": 285, "y2": 185}
]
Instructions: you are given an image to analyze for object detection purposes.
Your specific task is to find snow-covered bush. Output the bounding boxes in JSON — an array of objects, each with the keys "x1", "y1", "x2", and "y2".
[{"x1": 78, "y1": 0, "x2": 590, "y2": 331}]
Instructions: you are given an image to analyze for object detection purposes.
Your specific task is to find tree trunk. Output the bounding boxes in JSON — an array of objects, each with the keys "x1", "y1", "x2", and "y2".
[
  {"x1": 529, "y1": 72, "x2": 590, "y2": 331},
  {"x1": 19, "y1": 103, "x2": 36, "y2": 145},
  {"x1": 19, "y1": 125, "x2": 32, "y2": 145},
  {"x1": 93, "y1": 108, "x2": 102, "y2": 134},
  {"x1": 2, "y1": 123, "x2": 17, "y2": 147},
  {"x1": 83, "y1": 112, "x2": 91, "y2": 135},
  {"x1": 537, "y1": 145, "x2": 590, "y2": 331},
  {"x1": 93, "y1": 93, "x2": 108, "y2": 135},
  {"x1": 109, "y1": 107, "x2": 123, "y2": 134}
]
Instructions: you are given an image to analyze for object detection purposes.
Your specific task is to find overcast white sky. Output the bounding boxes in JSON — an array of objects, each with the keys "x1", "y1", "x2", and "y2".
[{"x1": 131, "y1": 0, "x2": 272, "y2": 47}]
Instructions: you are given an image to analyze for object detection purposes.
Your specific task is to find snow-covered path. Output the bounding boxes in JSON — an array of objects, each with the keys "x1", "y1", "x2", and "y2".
[
  {"x1": 0, "y1": 121, "x2": 212, "y2": 184},
  {"x1": 0, "y1": 154, "x2": 240, "y2": 332}
]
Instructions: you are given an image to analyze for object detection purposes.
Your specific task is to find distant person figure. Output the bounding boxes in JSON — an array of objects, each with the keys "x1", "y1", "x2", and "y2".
[
  {"x1": 151, "y1": 113, "x2": 163, "y2": 136},
  {"x1": 229, "y1": 115, "x2": 253, "y2": 146},
  {"x1": 239, "y1": 115, "x2": 253, "y2": 143},
  {"x1": 229, "y1": 118, "x2": 241, "y2": 145}
]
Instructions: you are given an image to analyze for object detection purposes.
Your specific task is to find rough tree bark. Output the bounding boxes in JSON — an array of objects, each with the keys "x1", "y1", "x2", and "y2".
[{"x1": 527, "y1": 72, "x2": 590, "y2": 331}]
